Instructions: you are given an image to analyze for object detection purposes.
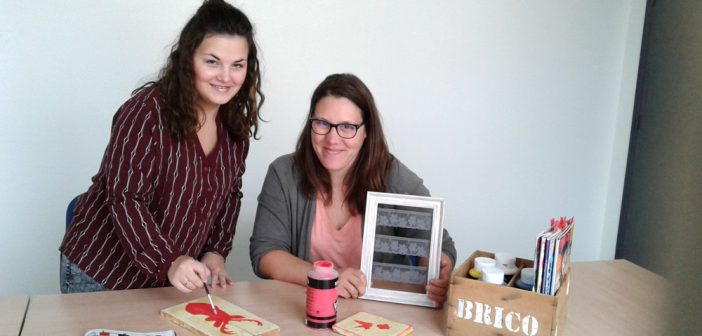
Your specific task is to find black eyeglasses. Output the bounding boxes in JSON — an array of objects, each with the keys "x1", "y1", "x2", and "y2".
[{"x1": 309, "y1": 118, "x2": 365, "y2": 139}]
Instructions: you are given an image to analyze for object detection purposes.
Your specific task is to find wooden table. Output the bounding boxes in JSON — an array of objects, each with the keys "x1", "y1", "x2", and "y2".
[
  {"x1": 20, "y1": 260, "x2": 667, "y2": 335},
  {"x1": 21, "y1": 280, "x2": 443, "y2": 335},
  {"x1": 0, "y1": 295, "x2": 28, "y2": 336},
  {"x1": 563, "y1": 259, "x2": 667, "y2": 335}
]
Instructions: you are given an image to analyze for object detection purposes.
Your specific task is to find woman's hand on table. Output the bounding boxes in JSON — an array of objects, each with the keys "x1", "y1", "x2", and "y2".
[
  {"x1": 337, "y1": 267, "x2": 367, "y2": 299},
  {"x1": 201, "y1": 252, "x2": 233, "y2": 289}
]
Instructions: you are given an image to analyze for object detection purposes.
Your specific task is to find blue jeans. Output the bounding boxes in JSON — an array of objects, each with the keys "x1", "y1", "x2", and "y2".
[{"x1": 60, "y1": 255, "x2": 108, "y2": 294}]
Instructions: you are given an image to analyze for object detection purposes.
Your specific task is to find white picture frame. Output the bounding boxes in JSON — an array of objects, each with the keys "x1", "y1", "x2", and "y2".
[{"x1": 359, "y1": 191, "x2": 444, "y2": 308}]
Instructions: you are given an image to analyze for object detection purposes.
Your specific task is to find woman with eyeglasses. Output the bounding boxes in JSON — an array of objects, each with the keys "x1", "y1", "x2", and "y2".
[{"x1": 249, "y1": 73, "x2": 456, "y2": 307}]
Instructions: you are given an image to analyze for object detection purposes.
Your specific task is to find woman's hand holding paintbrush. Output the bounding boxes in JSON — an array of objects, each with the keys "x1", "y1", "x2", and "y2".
[
  {"x1": 167, "y1": 252, "x2": 233, "y2": 292},
  {"x1": 167, "y1": 256, "x2": 211, "y2": 293}
]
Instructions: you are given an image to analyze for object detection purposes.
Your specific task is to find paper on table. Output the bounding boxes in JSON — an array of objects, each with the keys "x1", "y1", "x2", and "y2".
[{"x1": 84, "y1": 329, "x2": 175, "y2": 336}]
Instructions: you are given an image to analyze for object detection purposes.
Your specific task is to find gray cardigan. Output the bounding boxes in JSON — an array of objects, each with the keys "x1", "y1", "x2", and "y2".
[{"x1": 249, "y1": 154, "x2": 457, "y2": 277}]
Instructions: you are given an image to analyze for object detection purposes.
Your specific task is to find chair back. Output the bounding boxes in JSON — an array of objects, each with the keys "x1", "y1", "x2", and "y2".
[{"x1": 66, "y1": 194, "x2": 82, "y2": 229}]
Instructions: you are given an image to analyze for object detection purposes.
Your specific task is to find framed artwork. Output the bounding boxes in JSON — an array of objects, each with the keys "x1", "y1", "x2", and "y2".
[{"x1": 359, "y1": 192, "x2": 445, "y2": 308}]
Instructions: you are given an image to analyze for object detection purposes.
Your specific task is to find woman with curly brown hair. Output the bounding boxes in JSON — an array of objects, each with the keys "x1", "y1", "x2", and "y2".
[{"x1": 59, "y1": 0, "x2": 264, "y2": 294}]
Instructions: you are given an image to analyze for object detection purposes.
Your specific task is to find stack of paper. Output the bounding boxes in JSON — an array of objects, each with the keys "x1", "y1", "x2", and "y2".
[{"x1": 533, "y1": 217, "x2": 574, "y2": 295}]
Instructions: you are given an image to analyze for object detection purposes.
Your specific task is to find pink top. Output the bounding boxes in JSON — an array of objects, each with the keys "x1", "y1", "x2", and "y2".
[{"x1": 309, "y1": 197, "x2": 362, "y2": 269}]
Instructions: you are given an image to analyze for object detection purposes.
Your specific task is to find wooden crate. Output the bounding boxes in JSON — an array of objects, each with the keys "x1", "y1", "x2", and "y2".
[{"x1": 446, "y1": 250, "x2": 569, "y2": 336}]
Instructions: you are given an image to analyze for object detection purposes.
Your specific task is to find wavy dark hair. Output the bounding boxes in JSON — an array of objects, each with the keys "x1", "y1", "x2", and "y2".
[
  {"x1": 293, "y1": 73, "x2": 391, "y2": 214},
  {"x1": 135, "y1": 0, "x2": 264, "y2": 140}
]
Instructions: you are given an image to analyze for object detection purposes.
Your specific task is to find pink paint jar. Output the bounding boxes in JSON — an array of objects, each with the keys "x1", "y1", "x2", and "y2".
[{"x1": 305, "y1": 260, "x2": 339, "y2": 328}]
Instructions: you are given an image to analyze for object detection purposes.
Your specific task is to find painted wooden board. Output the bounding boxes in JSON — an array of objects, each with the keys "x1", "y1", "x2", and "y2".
[
  {"x1": 84, "y1": 329, "x2": 175, "y2": 336},
  {"x1": 332, "y1": 312, "x2": 413, "y2": 336},
  {"x1": 160, "y1": 295, "x2": 279, "y2": 336}
]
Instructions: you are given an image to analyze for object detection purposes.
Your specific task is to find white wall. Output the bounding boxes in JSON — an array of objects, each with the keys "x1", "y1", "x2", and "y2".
[{"x1": 0, "y1": 0, "x2": 645, "y2": 296}]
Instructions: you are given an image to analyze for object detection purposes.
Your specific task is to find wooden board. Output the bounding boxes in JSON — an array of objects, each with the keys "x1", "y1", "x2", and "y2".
[
  {"x1": 160, "y1": 295, "x2": 279, "y2": 336},
  {"x1": 333, "y1": 311, "x2": 413, "y2": 336}
]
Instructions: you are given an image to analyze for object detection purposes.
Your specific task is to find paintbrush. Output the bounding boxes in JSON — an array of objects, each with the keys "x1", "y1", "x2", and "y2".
[{"x1": 203, "y1": 282, "x2": 218, "y2": 315}]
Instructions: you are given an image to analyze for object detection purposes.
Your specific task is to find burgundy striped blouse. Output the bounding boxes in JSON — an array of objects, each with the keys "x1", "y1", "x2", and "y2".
[{"x1": 60, "y1": 87, "x2": 249, "y2": 290}]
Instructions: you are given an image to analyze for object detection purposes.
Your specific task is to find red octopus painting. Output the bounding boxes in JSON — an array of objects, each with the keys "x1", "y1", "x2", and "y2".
[{"x1": 185, "y1": 302, "x2": 262, "y2": 335}]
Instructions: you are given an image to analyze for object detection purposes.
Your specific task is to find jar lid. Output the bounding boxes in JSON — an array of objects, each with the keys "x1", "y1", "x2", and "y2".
[
  {"x1": 494, "y1": 252, "x2": 516, "y2": 269},
  {"x1": 481, "y1": 266, "x2": 505, "y2": 285},
  {"x1": 520, "y1": 267, "x2": 535, "y2": 285},
  {"x1": 474, "y1": 257, "x2": 496, "y2": 273},
  {"x1": 312, "y1": 260, "x2": 337, "y2": 277},
  {"x1": 500, "y1": 265, "x2": 519, "y2": 275}
]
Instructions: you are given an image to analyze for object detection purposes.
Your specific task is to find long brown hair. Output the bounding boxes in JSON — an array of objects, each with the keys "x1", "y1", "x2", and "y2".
[
  {"x1": 136, "y1": 0, "x2": 264, "y2": 141},
  {"x1": 293, "y1": 73, "x2": 391, "y2": 214}
]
